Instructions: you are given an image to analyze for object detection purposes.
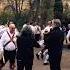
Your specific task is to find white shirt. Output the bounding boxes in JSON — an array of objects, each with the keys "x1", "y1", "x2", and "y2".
[
  {"x1": 0, "y1": 28, "x2": 18, "y2": 51},
  {"x1": 67, "y1": 30, "x2": 70, "y2": 38},
  {"x1": 42, "y1": 26, "x2": 52, "y2": 34},
  {"x1": 0, "y1": 26, "x2": 7, "y2": 38},
  {"x1": 34, "y1": 25, "x2": 41, "y2": 34},
  {"x1": 41, "y1": 26, "x2": 52, "y2": 40}
]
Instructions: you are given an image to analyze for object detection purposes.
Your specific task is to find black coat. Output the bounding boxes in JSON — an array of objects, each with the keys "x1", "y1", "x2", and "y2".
[
  {"x1": 45, "y1": 27, "x2": 64, "y2": 56},
  {"x1": 17, "y1": 32, "x2": 40, "y2": 64}
]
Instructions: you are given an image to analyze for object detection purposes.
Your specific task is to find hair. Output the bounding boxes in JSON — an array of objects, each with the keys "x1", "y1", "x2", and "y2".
[
  {"x1": 20, "y1": 25, "x2": 33, "y2": 37},
  {"x1": 47, "y1": 21, "x2": 52, "y2": 25},
  {"x1": 52, "y1": 19, "x2": 61, "y2": 27},
  {"x1": 7, "y1": 21, "x2": 15, "y2": 27}
]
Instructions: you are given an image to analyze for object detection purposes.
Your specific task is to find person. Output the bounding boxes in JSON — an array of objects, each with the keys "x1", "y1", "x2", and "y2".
[
  {"x1": 36, "y1": 21, "x2": 52, "y2": 64},
  {"x1": 66, "y1": 29, "x2": 70, "y2": 49},
  {"x1": 17, "y1": 25, "x2": 40, "y2": 70},
  {"x1": 0, "y1": 22, "x2": 19, "y2": 70},
  {"x1": 34, "y1": 22, "x2": 41, "y2": 41},
  {"x1": 46, "y1": 19, "x2": 64, "y2": 70},
  {"x1": 29, "y1": 21, "x2": 36, "y2": 35},
  {"x1": 0, "y1": 25, "x2": 6, "y2": 39},
  {"x1": 42, "y1": 21, "x2": 52, "y2": 35}
]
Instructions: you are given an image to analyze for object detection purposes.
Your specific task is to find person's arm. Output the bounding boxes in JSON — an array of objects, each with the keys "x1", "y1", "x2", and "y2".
[
  {"x1": 33, "y1": 39, "x2": 40, "y2": 48},
  {"x1": 0, "y1": 32, "x2": 6, "y2": 51},
  {"x1": 31, "y1": 34, "x2": 40, "y2": 48},
  {"x1": 16, "y1": 36, "x2": 21, "y2": 49}
]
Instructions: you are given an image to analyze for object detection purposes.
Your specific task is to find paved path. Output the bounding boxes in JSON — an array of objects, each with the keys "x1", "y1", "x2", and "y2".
[{"x1": 2, "y1": 48, "x2": 70, "y2": 70}]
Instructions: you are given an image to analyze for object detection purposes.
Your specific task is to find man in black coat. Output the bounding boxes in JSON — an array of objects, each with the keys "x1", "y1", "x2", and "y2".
[
  {"x1": 16, "y1": 25, "x2": 40, "y2": 70},
  {"x1": 45, "y1": 19, "x2": 64, "y2": 70}
]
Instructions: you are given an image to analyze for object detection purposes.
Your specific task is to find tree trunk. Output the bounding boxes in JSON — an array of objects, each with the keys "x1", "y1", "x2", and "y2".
[
  {"x1": 54, "y1": 0, "x2": 63, "y2": 20},
  {"x1": 40, "y1": 0, "x2": 51, "y2": 25}
]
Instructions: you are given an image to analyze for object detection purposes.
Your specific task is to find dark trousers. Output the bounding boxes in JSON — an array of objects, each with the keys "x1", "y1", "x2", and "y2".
[
  {"x1": 35, "y1": 34, "x2": 40, "y2": 41},
  {"x1": 4, "y1": 50, "x2": 16, "y2": 65},
  {"x1": 17, "y1": 60, "x2": 32, "y2": 70},
  {"x1": 0, "y1": 49, "x2": 16, "y2": 69},
  {"x1": 49, "y1": 52, "x2": 62, "y2": 70}
]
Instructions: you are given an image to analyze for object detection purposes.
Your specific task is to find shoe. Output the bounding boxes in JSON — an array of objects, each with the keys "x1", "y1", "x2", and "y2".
[
  {"x1": 36, "y1": 54, "x2": 39, "y2": 60},
  {"x1": 43, "y1": 63, "x2": 49, "y2": 65},
  {"x1": 43, "y1": 62, "x2": 49, "y2": 65}
]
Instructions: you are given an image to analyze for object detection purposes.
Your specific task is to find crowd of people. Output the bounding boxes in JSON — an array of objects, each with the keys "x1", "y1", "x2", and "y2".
[{"x1": 0, "y1": 19, "x2": 70, "y2": 70}]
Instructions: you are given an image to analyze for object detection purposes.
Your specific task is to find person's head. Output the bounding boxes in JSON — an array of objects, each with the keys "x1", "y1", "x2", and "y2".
[
  {"x1": 34, "y1": 22, "x2": 38, "y2": 26},
  {"x1": 47, "y1": 21, "x2": 52, "y2": 26},
  {"x1": 8, "y1": 22, "x2": 16, "y2": 33},
  {"x1": 52, "y1": 19, "x2": 61, "y2": 28},
  {"x1": 20, "y1": 25, "x2": 33, "y2": 37}
]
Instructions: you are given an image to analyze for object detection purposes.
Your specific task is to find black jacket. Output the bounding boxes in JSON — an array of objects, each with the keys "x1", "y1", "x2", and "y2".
[
  {"x1": 17, "y1": 31, "x2": 40, "y2": 64},
  {"x1": 45, "y1": 27, "x2": 64, "y2": 54}
]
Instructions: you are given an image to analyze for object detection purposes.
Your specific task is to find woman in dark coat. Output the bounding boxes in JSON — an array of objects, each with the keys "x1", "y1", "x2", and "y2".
[{"x1": 16, "y1": 25, "x2": 40, "y2": 70}]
